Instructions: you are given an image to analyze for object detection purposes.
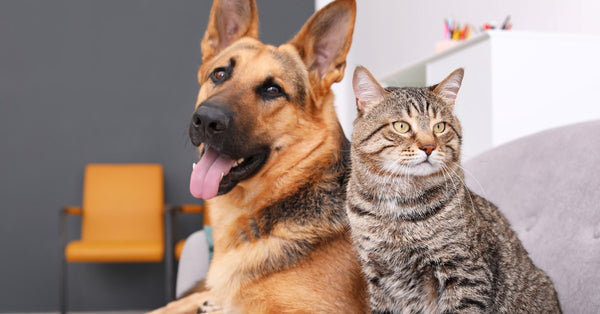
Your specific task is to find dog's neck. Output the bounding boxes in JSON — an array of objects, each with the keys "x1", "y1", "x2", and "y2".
[
  {"x1": 205, "y1": 125, "x2": 350, "y2": 298},
  {"x1": 206, "y1": 102, "x2": 347, "y2": 246}
]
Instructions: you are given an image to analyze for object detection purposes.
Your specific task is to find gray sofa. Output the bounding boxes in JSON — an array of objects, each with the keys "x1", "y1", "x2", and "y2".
[{"x1": 464, "y1": 119, "x2": 600, "y2": 313}]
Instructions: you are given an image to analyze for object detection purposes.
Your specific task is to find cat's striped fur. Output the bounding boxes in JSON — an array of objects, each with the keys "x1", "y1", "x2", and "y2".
[{"x1": 346, "y1": 66, "x2": 561, "y2": 313}]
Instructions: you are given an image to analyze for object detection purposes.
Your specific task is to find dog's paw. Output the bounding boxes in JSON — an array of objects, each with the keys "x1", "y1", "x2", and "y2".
[{"x1": 197, "y1": 300, "x2": 223, "y2": 313}]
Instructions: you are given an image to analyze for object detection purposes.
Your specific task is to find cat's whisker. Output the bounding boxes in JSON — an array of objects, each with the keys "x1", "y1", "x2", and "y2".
[
  {"x1": 440, "y1": 164, "x2": 459, "y2": 205},
  {"x1": 439, "y1": 165, "x2": 451, "y2": 196},
  {"x1": 440, "y1": 164, "x2": 466, "y2": 222},
  {"x1": 449, "y1": 161, "x2": 488, "y2": 198},
  {"x1": 443, "y1": 164, "x2": 477, "y2": 215}
]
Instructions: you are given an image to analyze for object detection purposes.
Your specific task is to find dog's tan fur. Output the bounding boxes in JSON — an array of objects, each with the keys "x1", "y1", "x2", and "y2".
[{"x1": 152, "y1": 1, "x2": 367, "y2": 313}]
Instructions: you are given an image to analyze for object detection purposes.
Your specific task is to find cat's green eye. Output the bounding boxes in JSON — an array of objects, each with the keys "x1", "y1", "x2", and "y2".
[
  {"x1": 433, "y1": 122, "x2": 446, "y2": 133},
  {"x1": 392, "y1": 121, "x2": 411, "y2": 133}
]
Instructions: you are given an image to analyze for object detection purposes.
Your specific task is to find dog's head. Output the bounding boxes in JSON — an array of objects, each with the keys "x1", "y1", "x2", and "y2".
[{"x1": 189, "y1": 0, "x2": 356, "y2": 200}]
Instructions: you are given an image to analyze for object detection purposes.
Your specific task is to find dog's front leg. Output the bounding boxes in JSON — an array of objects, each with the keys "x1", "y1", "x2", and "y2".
[
  {"x1": 146, "y1": 291, "x2": 221, "y2": 314},
  {"x1": 197, "y1": 299, "x2": 223, "y2": 313}
]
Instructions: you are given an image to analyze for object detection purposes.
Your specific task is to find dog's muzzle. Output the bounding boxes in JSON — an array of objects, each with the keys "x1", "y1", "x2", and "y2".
[
  {"x1": 189, "y1": 104, "x2": 234, "y2": 149},
  {"x1": 188, "y1": 100, "x2": 270, "y2": 199}
]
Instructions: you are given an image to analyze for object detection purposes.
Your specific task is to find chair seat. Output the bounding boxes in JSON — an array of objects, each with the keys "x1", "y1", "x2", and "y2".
[
  {"x1": 174, "y1": 239, "x2": 186, "y2": 260},
  {"x1": 66, "y1": 240, "x2": 164, "y2": 263}
]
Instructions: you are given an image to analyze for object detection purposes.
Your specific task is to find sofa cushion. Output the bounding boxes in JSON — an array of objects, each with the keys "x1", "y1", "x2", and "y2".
[{"x1": 464, "y1": 119, "x2": 600, "y2": 313}]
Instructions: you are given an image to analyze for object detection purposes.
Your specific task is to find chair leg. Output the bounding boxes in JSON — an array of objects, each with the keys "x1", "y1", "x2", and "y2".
[
  {"x1": 166, "y1": 254, "x2": 174, "y2": 302},
  {"x1": 165, "y1": 207, "x2": 176, "y2": 302},
  {"x1": 60, "y1": 257, "x2": 67, "y2": 314},
  {"x1": 59, "y1": 211, "x2": 68, "y2": 314}
]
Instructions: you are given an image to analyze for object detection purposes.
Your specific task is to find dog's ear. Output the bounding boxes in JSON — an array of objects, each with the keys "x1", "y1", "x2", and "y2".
[
  {"x1": 201, "y1": 0, "x2": 259, "y2": 62},
  {"x1": 288, "y1": 0, "x2": 356, "y2": 92},
  {"x1": 353, "y1": 66, "x2": 387, "y2": 115}
]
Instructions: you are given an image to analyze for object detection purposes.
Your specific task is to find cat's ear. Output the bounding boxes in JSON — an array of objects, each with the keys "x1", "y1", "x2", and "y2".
[
  {"x1": 431, "y1": 68, "x2": 464, "y2": 107},
  {"x1": 201, "y1": 0, "x2": 259, "y2": 63},
  {"x1": 353, "y1": 66, "x2": 387, "y2": 114}
]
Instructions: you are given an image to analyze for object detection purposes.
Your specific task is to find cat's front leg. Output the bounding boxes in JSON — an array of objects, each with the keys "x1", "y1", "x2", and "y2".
[{"x1": 436, "y1": 267, "x2": 492, "y2": 313}]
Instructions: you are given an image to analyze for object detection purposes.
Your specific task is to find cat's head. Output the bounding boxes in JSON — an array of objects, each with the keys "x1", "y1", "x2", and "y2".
[{"x1": 351, "y1": 66, "x2": 464, "y2": 177}]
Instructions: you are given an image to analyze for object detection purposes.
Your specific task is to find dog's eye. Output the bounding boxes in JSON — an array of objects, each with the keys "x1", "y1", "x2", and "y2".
[
  {"x1": 261, "y1": 83, "x2": 286, "y2": 100},
  {"x1": 210, "y1": 68, "x2": 229, "y2": 83},
  {"x1": 266, "y1": 85, "x2": 280, "y2": 95},
  {"x1": 214, "y1": 70, "x2": 226, "y2": 80},
  {"x1": 256, "y1": 78, "x2": 289, "y2": 101}
]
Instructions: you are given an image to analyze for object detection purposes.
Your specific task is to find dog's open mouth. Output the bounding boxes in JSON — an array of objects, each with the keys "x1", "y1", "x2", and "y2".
[{"x1": 190, "y1": 145, "x2": 269, "y2": 199}]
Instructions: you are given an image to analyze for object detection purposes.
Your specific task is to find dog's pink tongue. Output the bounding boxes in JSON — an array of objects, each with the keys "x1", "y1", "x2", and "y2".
[{"x1": 190, "y1": 147, "x2": 236, "y2": 199}]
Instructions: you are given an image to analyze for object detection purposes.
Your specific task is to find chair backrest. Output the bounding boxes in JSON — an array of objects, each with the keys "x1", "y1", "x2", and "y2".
[{"x1": 81, "y1": 164, "x2": 164, "y2": 243}]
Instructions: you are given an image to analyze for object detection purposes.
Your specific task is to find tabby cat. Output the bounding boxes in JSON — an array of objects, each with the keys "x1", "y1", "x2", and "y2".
[{"x1": 346, "y1": 66, "x2": 561, "y2": 313}]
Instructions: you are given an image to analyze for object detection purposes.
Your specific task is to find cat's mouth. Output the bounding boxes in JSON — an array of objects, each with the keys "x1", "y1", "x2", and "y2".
[
  {"x1": 404, "y1": 155, "x2": 442, "y2": 176},
  {"x1": 410, "y1": 161, "x2": 437, "y2": 176},
  {"x1": 382, "y1": 157, "x2": 439, "y2": 177}
]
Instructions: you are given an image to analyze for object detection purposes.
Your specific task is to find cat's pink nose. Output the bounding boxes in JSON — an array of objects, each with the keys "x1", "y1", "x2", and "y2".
[{"x1": 420, "y1": 144, "x2": 436, "y2": 156}]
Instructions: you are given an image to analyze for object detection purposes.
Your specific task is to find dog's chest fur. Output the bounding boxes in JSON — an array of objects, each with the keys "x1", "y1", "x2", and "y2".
[{"x1": 205, "y1": 149, "x2": 355, "y2": 310}]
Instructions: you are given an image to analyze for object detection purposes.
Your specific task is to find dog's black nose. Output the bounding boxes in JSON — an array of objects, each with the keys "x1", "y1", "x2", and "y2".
[
  {"x1": 192, "y1": 106, "x2": 229, "y2": 133},
  {"x1": 189, "y1": 105, "x2": 232, "y2": 147}
]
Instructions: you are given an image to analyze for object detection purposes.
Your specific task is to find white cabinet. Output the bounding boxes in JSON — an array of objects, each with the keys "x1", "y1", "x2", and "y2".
[{"x1": 382, "y1": 31, "x2": 600, "y2": 160}]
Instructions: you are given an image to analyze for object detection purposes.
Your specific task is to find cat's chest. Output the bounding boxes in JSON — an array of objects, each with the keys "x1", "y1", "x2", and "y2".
[
  {"x1": 371, "y1": 249, "x2": 440, "y2": 311},
  {"x1": 358, "y1": 212, "x2": 453, "y2": 246},
  {"x1": 357, "y1": 220, "x2": 460, "y2": 297}
]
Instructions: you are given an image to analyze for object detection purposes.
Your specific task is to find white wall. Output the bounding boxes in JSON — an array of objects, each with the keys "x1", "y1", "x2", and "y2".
[{"x1": 316, "y1": 0, "x2": 600, "y2": 137}]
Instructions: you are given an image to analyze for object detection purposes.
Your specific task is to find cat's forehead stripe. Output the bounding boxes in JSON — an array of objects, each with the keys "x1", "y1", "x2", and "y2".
[{"x1": 408, "y1": 89, "x2": 427, "y2": 115}]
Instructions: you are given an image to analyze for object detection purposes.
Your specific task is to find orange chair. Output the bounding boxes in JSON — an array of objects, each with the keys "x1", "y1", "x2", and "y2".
[
  {"x1": 60, "y1": 164, "x2": 173, "y2": 313},
  {"x1": 171, "y1": 204, "x2": 208, "y2": 260}
]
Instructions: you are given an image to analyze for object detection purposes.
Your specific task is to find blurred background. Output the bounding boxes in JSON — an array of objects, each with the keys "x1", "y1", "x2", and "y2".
[
  {"x1": 320, "y1": 0, "x2": 600, "y2": 139},
  {"x1": 1, "y1": 0, "x2": 600, "y2": 312},
  {"x1": 0, "y1": 1, "x2": 314, "y2": 312}
]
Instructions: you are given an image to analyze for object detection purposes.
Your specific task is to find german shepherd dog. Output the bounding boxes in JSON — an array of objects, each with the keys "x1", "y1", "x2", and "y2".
[{"x1": 155, "y1": 0, "x2": 367, "y2": 313}]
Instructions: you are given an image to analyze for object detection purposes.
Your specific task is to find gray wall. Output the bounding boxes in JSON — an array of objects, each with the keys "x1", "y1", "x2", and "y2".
[{"x1": 0, "y1": 1, "x2": 314, "y2": 312}]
